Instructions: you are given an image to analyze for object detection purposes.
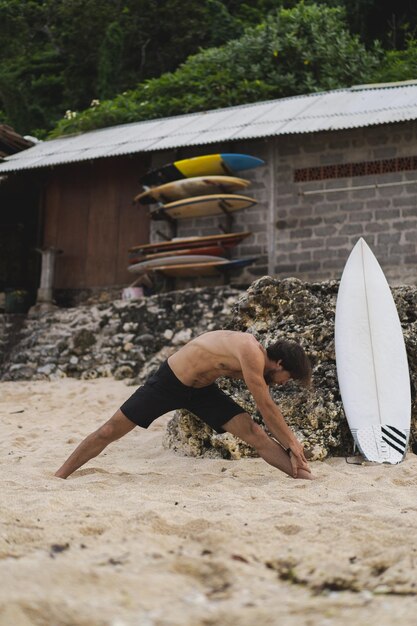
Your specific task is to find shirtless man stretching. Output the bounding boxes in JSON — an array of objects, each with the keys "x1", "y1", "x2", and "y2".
[{"x1": 55, "y1": 330, "x2": 313, "y2": 480}]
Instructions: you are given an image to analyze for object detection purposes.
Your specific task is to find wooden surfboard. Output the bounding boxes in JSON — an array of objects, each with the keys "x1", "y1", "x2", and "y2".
[
  {"x1": 151, "y1": 194, "x2": 256, "y2": 220},
  {"x1": 128, "y1": 231, "x2": 251, "y2": 255},
  {"x1": 141, "y1": 153, "x2": 264, "y2": 186},
  {"x1": 151, "y1": 259, "x2": 230, "y2": 277},
  {"x1": 131, "y1": 232, "x2": 252, "y2": 253},
  {"x1": 335, "y1": 238, "x2": 411, "y2": 463},
  {"x1": 134, "y1": 176, "x2": 250, "y2": 205}
]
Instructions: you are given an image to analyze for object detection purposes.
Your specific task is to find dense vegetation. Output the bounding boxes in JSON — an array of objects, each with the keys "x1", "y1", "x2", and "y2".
[{"x1": 1, "y1": 0, "x2": 416, "y2": 138}]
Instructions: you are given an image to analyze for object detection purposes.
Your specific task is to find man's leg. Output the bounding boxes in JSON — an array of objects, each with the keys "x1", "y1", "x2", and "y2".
[
  {"x1": 223, "y1": 413, "x2": 313, "y2": 480},
  {"x1": 55, "y1": 409, "x2": 136, "y2": 479}
]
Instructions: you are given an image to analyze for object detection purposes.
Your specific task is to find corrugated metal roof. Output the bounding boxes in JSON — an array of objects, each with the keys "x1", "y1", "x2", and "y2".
[{"x1": 1, "y1": 83, "x2": 417, "y2": 173}]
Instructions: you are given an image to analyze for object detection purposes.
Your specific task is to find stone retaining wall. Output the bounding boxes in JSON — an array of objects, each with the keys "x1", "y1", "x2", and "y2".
[{"x1": 0, "y1": 286, "x2": 242, "y2": 382}]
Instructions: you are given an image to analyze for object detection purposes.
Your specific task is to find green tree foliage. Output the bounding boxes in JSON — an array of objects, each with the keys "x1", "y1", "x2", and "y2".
[
  {"x1": 0, "y1": 0, "x2": 64, "y2": 135},
  {"x1": 0, "y1": 0, "x2": 245, "y2": 135},
  {"x1": 97, "y1": 21, "x2": 125, "y2": 100},
  {"x1": 370, "y1": 38, "x2": 417, "y2": 83},
  {"x1": 1, "y1": 0, "x2": 415, "y2": 138},
  {"x1": 340, "y1": 0, "x2": 417, "y2": 49},
  {"x1": 290, "y1": 0, "x2": 417, "y2": 49},
  {"x1": 51, "y1": 3, "x2": 382, "y2": 137}
]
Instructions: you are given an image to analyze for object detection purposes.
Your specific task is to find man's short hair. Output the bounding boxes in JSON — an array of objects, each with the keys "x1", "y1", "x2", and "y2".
[{"x1": 266, "y1": 339, "x2": 312, "y2": 387}]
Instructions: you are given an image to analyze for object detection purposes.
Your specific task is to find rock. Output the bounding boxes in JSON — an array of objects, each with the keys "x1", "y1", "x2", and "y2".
[
  {"x1": 72, "y1": 328, "x2": 97, "y2": 354},
  {"x1": 123, "y1": 322, "x2": 138, "y2": 332},
  {"x1": 113, "y1": 365, "x2": 134, "y2": 380},
  {"x1": 172, "y1": 328, "x2": 192, "y2": 345},
  {"x1": 7, "y1": 363, "x2": 37, "y2": 380},
  {"x1": 37, "y1": 364, "x2": 56, "y2": 376},
  {"x1": 81, "y1": 369, "x2": 99, "y2": 380},
  {"x1": 163, "y1": 411, "x2": 257, "y2": 459},
  {"x1": 136, "y1": 333, "x2": 157, "y2": 347},
  {"x1": 131, "y1": 345, "x2": 177, "y2": 385}
]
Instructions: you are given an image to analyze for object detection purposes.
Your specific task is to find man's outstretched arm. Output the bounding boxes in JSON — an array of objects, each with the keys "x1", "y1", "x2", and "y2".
[
  {"x1": 248, "y1": 380, "x2": 309, "y2": 471},
  {"x1": 249, "y1": 384, "x2": 310, "y2": 477},
  {"x1": 237, "y1": 344, "x2": 311, "y2": 477},
  {"x1": 55, "y1": 410, "x2": 135, "y2": 479}
]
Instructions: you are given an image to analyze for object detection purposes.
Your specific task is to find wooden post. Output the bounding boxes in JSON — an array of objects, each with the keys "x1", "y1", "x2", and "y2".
[{"x1": 36, "y1": 247, "x2": 62, "y2": 304}]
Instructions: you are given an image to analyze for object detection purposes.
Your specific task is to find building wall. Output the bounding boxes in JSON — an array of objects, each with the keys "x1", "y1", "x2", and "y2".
[
  {"x1": 43, "y1": 154, "x2": 150, "y2": 289},
  {"x1": 148, "y1": 121, "x2": 417, "y2": 286},
  {"x1": 271, "y1": 121, "x2": 417, "y2": 285}
]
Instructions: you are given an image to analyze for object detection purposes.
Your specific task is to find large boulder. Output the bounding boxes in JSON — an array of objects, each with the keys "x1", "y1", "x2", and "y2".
[{"x1": 164, "y1": 277, "x2": 417, "y2": 460}]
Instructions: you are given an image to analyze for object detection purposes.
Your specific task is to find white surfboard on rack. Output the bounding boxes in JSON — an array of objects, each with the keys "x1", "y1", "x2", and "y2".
[{"x1": 335, "y1": 238, "x2": 411, "y2": 464}]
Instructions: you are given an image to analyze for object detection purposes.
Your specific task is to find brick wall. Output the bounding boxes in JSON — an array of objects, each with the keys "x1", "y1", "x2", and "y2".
[
  {"x1": 271, "y1": 122, "x2": 417, "y2": 284},
  {"x1": 148, "y1": 121, "x2": 417, "y2": 286}
]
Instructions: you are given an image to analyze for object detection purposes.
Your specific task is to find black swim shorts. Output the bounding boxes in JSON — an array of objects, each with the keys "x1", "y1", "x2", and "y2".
[{"x1": 120, "y1": 360, "x2": 245, "y2": 433}]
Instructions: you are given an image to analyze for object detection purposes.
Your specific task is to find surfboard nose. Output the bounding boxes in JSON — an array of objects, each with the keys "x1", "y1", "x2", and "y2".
[{"x1": 354, "y1": 425, "x2": 409, "y2": 464}]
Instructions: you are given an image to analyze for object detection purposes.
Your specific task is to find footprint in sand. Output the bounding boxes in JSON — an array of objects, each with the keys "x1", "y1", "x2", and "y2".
[
  {"x1": 12, "y1": 436, "x2": 27, "y2": 448},
  {"x1": 74, "y1": 467, "x2": 110, "y2": 477},
  {"x1": 0, "y1": 603, "x2": 37, "y2": 626},
  {"x1": 79, "y1": 525, "x2": 106, "y2": 537},
  {"x1": 275, "y1": 524, "x2": 302, "y2": 536},
  {"x1": 392, "y1": 478, "x2": 416, "y2": 487},
  {"x1": 172, "y1": 557, "x2": 233, "y2": 599},
  {"x1": 136, "y1": 511, "x2": 212, "y2": 538}
]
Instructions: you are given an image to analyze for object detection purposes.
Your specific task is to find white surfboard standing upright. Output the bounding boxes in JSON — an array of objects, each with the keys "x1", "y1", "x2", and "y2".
[{"x1": 335, "y1": 238, "x2": 411, "y2": 463}]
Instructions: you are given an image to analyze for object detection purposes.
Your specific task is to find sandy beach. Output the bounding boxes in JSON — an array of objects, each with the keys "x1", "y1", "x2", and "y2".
[{"x1": 1, "y1": 377, "x2": 417, "y2": 626}]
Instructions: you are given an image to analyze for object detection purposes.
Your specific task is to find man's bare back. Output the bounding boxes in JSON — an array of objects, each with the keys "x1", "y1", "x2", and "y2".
[{"x1": 168, "y1": 330, "x2": 264, "y2": 387}]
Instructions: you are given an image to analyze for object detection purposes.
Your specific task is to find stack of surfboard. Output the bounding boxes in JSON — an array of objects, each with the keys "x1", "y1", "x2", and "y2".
[{"x1": 128, "y1": 153, "x2": 264, "y2": 278}]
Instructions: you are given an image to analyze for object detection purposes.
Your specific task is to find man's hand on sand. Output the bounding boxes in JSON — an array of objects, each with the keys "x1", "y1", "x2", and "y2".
[{"x1": 288, "y1": 443, "x2": 311, "y2": 478}]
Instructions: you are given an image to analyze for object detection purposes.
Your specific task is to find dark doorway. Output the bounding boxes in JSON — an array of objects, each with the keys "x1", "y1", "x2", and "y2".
[{"x1": 0, "y1": 173, "x2": 42, "y2": 300}]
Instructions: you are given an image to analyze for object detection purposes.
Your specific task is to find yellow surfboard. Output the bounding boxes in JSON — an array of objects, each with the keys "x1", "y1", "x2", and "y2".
[{"x1": 141, "y1": 153, "x2": 264, "y2": 186}]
